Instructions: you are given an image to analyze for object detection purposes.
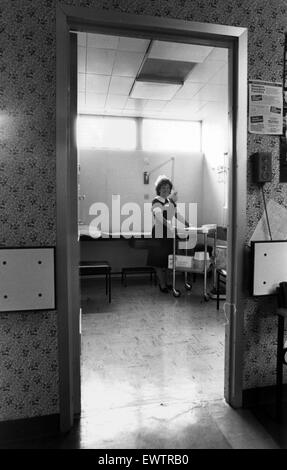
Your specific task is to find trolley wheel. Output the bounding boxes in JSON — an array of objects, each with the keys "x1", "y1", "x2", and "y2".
[
  {"x1": 173, "y1": 289, "x2": 181, "y2": 298},
  {"x1": 184, "y1": 282, "x2": 192, "y2": 290},
  {"x1": 204, "y1": 294, "x2": 210, "y2": 302}
]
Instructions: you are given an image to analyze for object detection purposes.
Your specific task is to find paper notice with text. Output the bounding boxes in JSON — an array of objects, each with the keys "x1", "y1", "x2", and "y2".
[{"x1": 248, "y1": 80, "x2": 283, "y2": 135}]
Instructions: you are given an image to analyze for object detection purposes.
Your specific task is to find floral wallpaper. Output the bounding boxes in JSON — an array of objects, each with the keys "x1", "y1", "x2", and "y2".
[
  {"x1": 0, "y1": 312, "x2": 58, "y2": 420},
  {"x1": 0, "y1": 0, "x2": 287, "y2": 420},
  {"x1": 279, "y1": 36, "x2": 287, "y2": 182}
]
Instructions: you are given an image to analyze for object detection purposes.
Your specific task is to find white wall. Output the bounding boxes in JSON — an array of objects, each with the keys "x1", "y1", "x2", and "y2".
[
  {"x1": 201, "y1": 113, "x2": 229, "y2": 227},
  {"x1": 78, "y1": 148, "x2": 204, "y2": 231}
]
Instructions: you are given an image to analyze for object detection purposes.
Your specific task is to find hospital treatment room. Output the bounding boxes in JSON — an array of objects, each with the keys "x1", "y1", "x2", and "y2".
[{"x1": 76, "y1": 31, "x2": 229, "y2": 438}]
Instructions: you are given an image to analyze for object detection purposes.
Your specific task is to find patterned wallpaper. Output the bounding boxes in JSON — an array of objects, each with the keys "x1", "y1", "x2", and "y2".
[
  {"x1": 0, "y1": 312, "x2": 58, "y2": 420},
  {"x1": 0, "y1": 0, "x2": 286, "y2": 420}
]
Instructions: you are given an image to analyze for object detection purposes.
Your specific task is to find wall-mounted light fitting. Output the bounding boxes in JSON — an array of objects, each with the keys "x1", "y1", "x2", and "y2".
[{"x1": 143, "y1": 171, "x2": 150, "y2": 184}]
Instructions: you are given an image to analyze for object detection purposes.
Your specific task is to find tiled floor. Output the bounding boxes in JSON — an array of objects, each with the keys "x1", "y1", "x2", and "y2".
[
  {"x1": 76, "y1": 275, "x2": 281, "y2": 449},
  {"x1": 81, "y1": 275, "x2": 225, "y2": 414},
  {"x1": 1, "y1": 275, "x2": 286, "y2": 449}
]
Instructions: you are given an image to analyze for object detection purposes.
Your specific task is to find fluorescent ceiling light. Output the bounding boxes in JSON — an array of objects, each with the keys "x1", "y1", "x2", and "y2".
[
  {"x1": 137, "y1": 58, "x2": 195, "y2": 83},
  {"x1": 130, "y1": 80, "x2": 182, "y2": 101},
  {"x1": 148, "y1": 41, "x2": 213, "y2": 63}
]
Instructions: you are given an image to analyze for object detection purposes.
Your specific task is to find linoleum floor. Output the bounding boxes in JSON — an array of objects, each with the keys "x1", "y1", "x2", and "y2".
[
  {"x1": 76, "y1": 276, "x2": 280, "y2": 449},
  {"x1": 2, "y1": 276, "x2": 285, "y2": 449}
]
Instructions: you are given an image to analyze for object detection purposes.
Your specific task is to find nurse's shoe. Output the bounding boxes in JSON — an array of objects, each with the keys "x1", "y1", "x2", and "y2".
[{"x1": 159, "y1": 285, "x2": 169, "y2": 293}]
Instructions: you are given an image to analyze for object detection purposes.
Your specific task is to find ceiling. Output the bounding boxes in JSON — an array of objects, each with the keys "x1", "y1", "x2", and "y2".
[{"x1": 77, "y1": 32, "x2": 228, "y2": 122}]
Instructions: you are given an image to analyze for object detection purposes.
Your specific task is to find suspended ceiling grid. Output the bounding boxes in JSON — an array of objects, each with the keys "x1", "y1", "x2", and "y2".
[{"x1": 77, "y1": 32, "x2": 228, "y2": 122}]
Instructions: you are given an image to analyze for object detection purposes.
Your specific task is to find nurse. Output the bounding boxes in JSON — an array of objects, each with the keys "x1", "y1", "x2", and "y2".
[{"x1": 147, "y1": 175, "x2": 188, "y2": 293}]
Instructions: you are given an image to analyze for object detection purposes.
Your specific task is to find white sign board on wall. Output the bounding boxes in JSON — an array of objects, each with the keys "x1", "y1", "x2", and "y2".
[
  {"x1": 0, "y1": 247, "x2": 55, "y2": 312},
  {"x1": 252, "y1": 241, "x2": 287, "y2": 296}
]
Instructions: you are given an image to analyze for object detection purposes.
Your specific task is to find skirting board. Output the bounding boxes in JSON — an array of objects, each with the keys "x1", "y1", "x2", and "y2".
[
  {"x1": 0, "y1": 414, "x2": 60, "y2": 444},
  {"x1": 243, "y1": 384, "x2": 287, "y2": 408}
]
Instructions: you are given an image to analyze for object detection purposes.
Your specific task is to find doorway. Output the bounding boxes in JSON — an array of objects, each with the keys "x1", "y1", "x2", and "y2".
[
  {"x1": 56, "y1": 5, "x2": 247, "y2": 432},
  {"x1": 77, "y1": 30, "x2": 229, "y2": 421}
]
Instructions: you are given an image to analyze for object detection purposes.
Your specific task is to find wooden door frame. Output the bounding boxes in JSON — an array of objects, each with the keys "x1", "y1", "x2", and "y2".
[{"x1": 56, "y1": 3, "x2": 248, "y2": 432}]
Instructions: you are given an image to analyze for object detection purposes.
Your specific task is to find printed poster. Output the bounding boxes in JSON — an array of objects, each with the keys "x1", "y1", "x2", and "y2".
[{"x1": 248, "y1": 80, "x2": 283, "y2": 135}]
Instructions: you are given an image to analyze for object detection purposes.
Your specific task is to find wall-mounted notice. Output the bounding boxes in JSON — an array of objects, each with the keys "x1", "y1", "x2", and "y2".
[{"x1": 248, "y1": 80, "x2": 283, "y2": 135}]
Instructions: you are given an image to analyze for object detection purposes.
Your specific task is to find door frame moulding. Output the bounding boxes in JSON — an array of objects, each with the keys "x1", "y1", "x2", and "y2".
[{"x1": 56, "y1": 3, "x2": 248, "y2": 432}]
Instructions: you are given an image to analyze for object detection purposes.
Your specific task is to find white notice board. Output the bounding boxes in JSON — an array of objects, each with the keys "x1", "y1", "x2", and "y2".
[
  {"x1": 252, "y1": 241, "x2": 287, "y2": 295},
  {"x1": 0, "y1": 247, "x2": 55, "y2": 312}
]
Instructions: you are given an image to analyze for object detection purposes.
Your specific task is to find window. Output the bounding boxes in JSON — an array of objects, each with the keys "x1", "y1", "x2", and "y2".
[
  {"x1": 77, "y1": 115, "x2": 201, "y2": 152},
  {"x1": 142, "y1": 119, "x2": 201, "y2": 152},
  {"x1": 77, "y1": 115, "x2": 137, "y2": 150}
]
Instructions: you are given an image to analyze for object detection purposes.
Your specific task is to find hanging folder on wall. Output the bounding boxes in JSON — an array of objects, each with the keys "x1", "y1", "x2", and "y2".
[
  {"x1": 0, "y1": 247, "x2": 55, "y2": 312},
  {"x1": 251, "y1": 240, "x2": 287, "y2": 296}
]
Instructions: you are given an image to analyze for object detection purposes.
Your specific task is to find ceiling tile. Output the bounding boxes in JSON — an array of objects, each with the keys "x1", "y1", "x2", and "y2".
[
  {"x1": 125, "y1": 98, "x2": 148, "y2": 111},
  {"x1": 139, "y1": 111, "x2": 158, "y2": 119},
  {"x1": 118, "y1": 37, "x2": 150, "y2": 53},
  {"x1": 78, "y1": 73, "x2": 86, "y2": 93},
  {"x1": 144, "y1": 100, "x2": 167, "y2": 112},
  {"x1": 130, "y1": 81, "x2": 181, "y2": 100},
  {"x1": 85, "y1": 93, "x2": 106, "y2": 108},
  {"x1": 87, "y1": 33, "x2": 119, "y2": 49},
  {"x1": 86, "y1": 48, "x2": 116, "y2": 75},
  {"x1": 186, "y1": 61, "x2": 226, "y2": 83},
  {"x1": 162, "y1": 106, "x2": 184, "y2": 117},
  {"x1": 113, "y1": 51, "x2": 145, "y2": 77},
  {"x1": 174, "y1": 82, "x2": 204, "y2": 99},
  {"x1": 164, "y1": 99, "x2": 205, "y2": 114},
  {"x1": 148, "y1": 41, "x2": 213, "y2": 63},
  {"x1": 109, "y1": 76, "x2": 134, "y2": 95},
  {"x1": 159, "y1": 109, "x2": 190, "y2": 120},
  {"x1": 198, "y1": 101, "x2": 228, "y2": 120},
  {"x1": 206, "y1": 47, "x2": 228, "y2": 62},
  {"x1": 78, "y1": 92, "x2": 86, "y2": 111},
  {"x1": 162, "y1": 109, "x2": 200, "y2": 120},
  {"x1": 121, "y1": 109, "x2": 143, "y2": 117},
  {"x1": 208, "y1": 64, "x2": 228, "y2": 85},
  {"x1": 77, "y1": 32, "x2": 87, "y2": 47},
  {"x1": 86, "y1": 74, "x2": 110, "y2": 94},
  {"x1": 197, "y1": 84, "x2": 227, "y2": 102},
  {"x1": 79, "y1": 107, "x2": 102, "y2": 116},
  {"x1": 78, "y1": 46, "x2": 86, "y2": 73},
  {"x1": 106, "y1": 95, "x2": 128, "y2": 109}
]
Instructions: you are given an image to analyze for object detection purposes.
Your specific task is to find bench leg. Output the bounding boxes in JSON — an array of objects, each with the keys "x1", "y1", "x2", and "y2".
[
  {"x1": 108, "y1": 271, "x2": 111, "y2": 303},
  {"x1": 217, "y1": 272, "x2": 220, "y2": 310},
  {"x1": 121, "y1": 270, "x2": 127, "y2": 287}
]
